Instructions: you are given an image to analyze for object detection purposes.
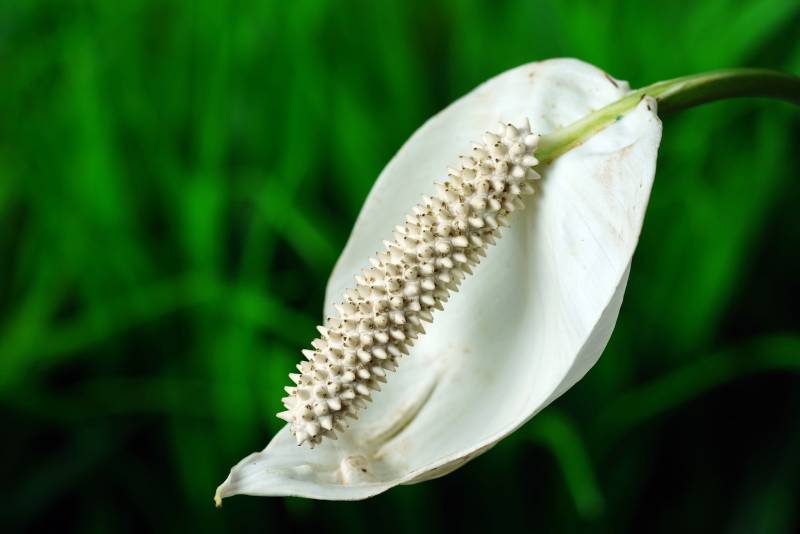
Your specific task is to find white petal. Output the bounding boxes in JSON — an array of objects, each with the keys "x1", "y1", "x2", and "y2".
[{"x1": 216, "y1": 58, "x2": 662, "y2": 502}]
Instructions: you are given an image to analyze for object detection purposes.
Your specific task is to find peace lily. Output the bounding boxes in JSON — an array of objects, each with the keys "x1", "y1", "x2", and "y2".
[{"x1": 215, "y1": 59, "x2": 799, "y2": 503}]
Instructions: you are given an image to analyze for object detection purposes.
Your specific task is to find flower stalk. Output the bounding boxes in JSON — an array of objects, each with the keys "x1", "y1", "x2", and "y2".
[{"x1": 536, "y1": 68, "x2": 800, "y2": 163}]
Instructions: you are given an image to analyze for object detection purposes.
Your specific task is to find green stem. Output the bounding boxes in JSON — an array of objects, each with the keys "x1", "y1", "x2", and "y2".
[{"x1": 536, "y1": 69, "x2": 800, "y2": 163}]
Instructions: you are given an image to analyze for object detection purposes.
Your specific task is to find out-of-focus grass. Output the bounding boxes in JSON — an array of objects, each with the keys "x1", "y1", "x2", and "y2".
[{"x1": 0, "y1": 0, "x2": 798, "y2": 532}]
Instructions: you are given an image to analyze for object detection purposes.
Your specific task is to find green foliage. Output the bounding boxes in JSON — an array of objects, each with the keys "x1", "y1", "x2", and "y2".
[{"x1": 0, "y1": 0, "x2": 798, "y2": 532}]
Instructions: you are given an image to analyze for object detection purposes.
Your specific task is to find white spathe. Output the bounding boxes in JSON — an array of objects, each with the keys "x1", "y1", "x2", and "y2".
[{"x1": 215, "y1": 58, "x2": 662, "y2": 502}]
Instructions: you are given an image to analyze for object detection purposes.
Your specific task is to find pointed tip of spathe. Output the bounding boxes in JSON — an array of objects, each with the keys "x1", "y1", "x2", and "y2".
[{"x1": 214, "y1": 489, "x2": 223, "y2": 508}]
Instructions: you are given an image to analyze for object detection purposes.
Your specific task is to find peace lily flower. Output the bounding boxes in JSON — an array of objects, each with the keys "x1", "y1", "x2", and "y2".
[{"x1": 215, "y1": 58, "x2": 799, "y2": 503}]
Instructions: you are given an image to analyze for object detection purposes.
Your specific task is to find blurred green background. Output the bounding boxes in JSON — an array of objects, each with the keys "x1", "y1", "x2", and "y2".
[{"x1": 1, "y1": 0, "x2": 799, "y2": 532}]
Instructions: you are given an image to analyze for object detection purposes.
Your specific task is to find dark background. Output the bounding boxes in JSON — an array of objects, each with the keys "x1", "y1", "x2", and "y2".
[{"x1": 1, "y1": 0, "x2": 799, "y2": 532}]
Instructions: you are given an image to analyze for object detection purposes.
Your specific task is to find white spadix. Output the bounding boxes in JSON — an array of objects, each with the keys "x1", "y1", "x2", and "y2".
[
  {"x1": 216, "y1": 58, "x2": 662, "y2": 503},
  {"x1": 280, "y1": 119, "x2": 541, "y2": 448}
]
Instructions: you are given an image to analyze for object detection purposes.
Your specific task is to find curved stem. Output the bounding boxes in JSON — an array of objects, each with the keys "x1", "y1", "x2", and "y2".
[{"x1": 536, "y1": 69, "x2": 800, "y2": 163}]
